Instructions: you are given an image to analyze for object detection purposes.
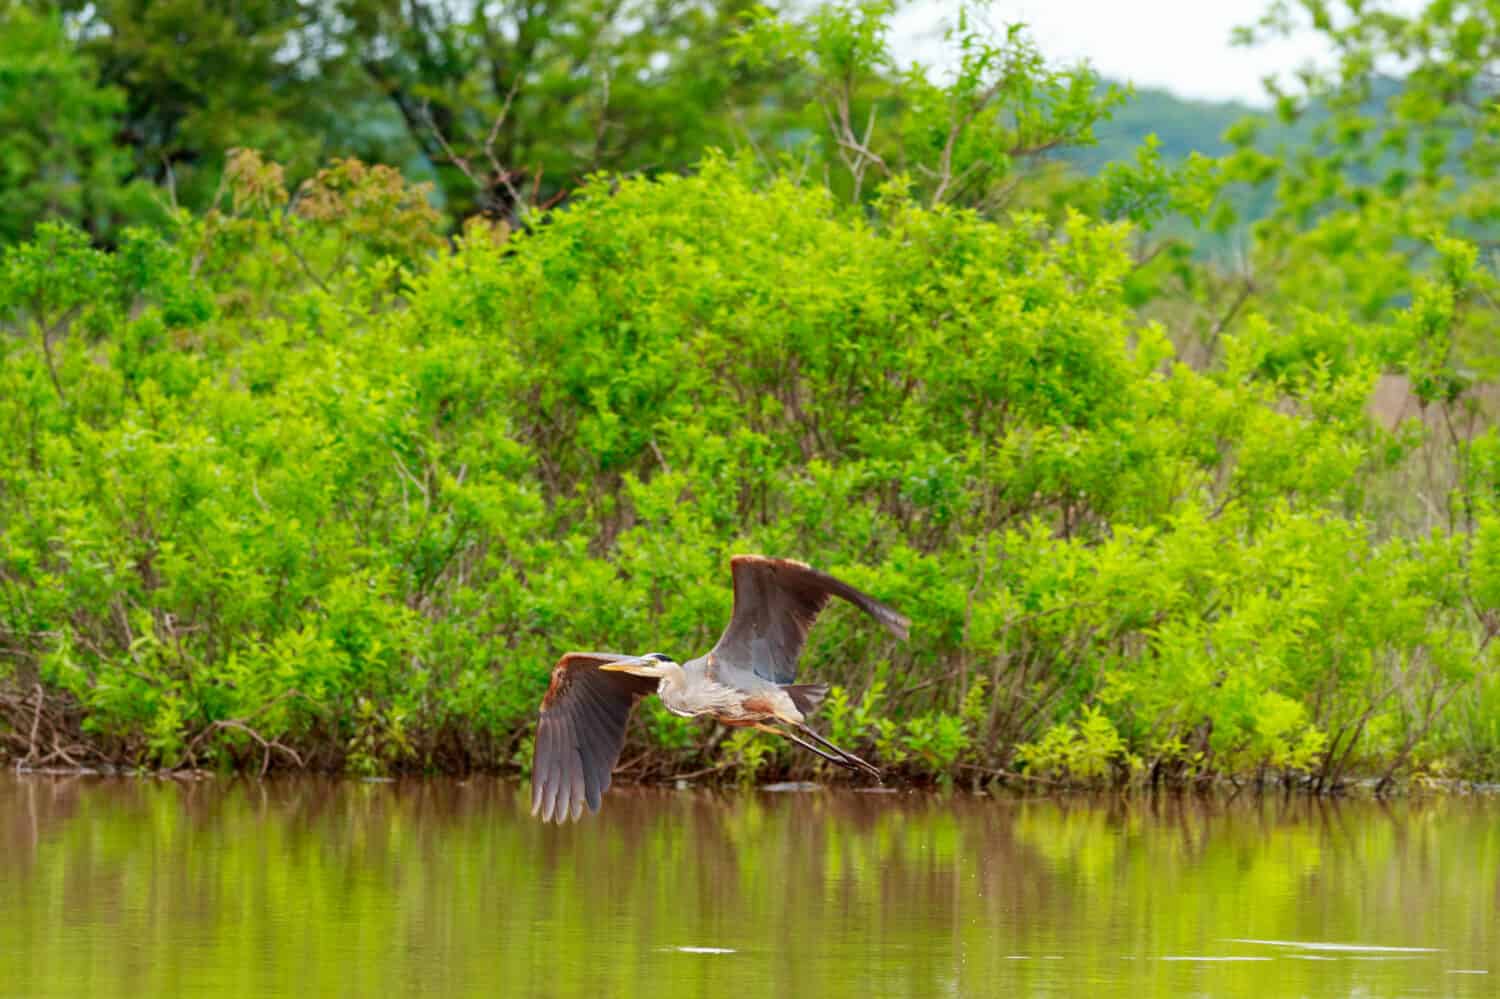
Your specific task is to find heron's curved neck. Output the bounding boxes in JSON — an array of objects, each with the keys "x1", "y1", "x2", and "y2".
[
  {"x1": 655, "y1": 662, "x2": 687, "y2": 691},
  {"x1": 654, "y1": 662, "x2": 694, "y2": 714}
]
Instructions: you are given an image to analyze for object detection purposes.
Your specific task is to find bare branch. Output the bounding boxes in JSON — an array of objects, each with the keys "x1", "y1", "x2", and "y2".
[
  {"x1": 821, "y1": 82, "x2": 889, "y2": 202},
  {"x1": 419, "y1": 78, "x2": 539, "y2": 225},
  {"x1": 184, "y1": 719, "x2": 302, "y2": 777},
  {"x1": 482, "y1": 75, "x2": 524, "y2": 182},
  {"x1": 590, "y1": 69, "x2": 612, "y2": 170},
  {"x1": 1205, "y1": 276, "x2": 1257, "y2": 349},
  {"x1": 420, "y1": 100, "x2": 485, "y2": 190},
  {"x1": 932, "y1": 75, "x2": 1007, "y2": 206}
]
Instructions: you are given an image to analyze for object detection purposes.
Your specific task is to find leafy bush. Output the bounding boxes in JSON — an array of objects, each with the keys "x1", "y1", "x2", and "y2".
[
  {"x1": 4, "y1": 0, "x2": 1500, "y2": 785},
  {"x1": 2, "y1": 143, "x2": 1497, "y2": 785}
]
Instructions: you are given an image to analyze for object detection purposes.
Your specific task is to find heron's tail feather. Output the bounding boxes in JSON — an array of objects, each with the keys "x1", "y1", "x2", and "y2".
[{"x1": 783, "y1": 683, "x2": 829, "y2": 715}]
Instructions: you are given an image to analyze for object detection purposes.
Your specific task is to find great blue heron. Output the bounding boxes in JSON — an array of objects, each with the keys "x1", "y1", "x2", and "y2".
[{"x1": 529, "y1": 555, "x2": 910, "y2": 822}]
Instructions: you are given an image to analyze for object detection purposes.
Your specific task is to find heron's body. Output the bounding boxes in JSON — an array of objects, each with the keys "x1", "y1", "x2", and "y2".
[
  {"x1": 651, "y1": 653, "x2": 817, "y2": 724},
  {"x1": 646, "y1": 658, "x2": 737, "y2": 718},
  {"x1": 530, "y1": 555, "x2": 909, "y2": 822}
]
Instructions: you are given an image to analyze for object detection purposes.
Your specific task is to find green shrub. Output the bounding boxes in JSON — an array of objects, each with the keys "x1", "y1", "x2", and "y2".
[{"x1": 1, "y1": 149, "x2": 1497, "y2": 784}]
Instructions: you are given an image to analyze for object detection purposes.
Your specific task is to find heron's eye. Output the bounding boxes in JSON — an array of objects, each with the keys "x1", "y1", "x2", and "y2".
[{"x1": 648, "y1": 652, "x2": 672, "y2": 662}]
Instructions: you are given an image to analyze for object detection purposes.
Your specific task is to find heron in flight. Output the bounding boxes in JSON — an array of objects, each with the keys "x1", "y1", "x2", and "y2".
[{"x1": 530, "y1": 555, "x2": 910, "y2": 822}]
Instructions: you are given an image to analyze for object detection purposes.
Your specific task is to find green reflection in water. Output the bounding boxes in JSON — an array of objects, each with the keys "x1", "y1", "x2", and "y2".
[{"x1": 1, "y1": 776, "x2": 1496, "y2": 998}]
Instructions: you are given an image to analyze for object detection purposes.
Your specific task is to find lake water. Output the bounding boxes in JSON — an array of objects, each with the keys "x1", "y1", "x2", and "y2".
[{"x1": 1, "y1": 775, "x2": 1496, "y2": 997}]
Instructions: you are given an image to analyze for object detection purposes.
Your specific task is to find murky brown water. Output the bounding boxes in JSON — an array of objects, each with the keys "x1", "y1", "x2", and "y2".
[{"x1": 1, "y1": 775, "x2": 1496, "y2": 997}]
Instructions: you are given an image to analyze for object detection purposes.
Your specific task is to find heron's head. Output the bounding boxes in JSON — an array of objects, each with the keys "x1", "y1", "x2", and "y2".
[{"x1": 598, "y1": 652, "x2": 679, "y2": 678}]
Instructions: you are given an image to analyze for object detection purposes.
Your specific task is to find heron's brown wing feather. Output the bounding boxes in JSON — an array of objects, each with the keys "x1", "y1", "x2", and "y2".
[
  {"x1": 531, "y1": 652, "x2": 657, "y2": 823},
  {"x1": 709, "y1": 555, "x2": 910, "y2": 685}
]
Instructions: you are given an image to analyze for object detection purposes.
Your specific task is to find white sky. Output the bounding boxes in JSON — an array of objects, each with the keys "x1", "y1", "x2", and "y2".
[{"x1": 890, "y1": 0, "x2": 1358, "y2": 107}]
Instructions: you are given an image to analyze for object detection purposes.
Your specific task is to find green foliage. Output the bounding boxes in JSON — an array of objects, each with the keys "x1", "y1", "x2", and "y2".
[
  {"x1": 2, "y1": 133, "x2": 1496, "y2": 784},
  {"x1": 53, "y1": 0, "x2": 353, "y2": 210},
  {"x1": 1223, "y1": 1, "x2": 1500, "y2": 350},
  {"x1": 0, "y1": 4, "x2": 153, "y2": 242},
  {"x1": 731, "y1": 2, "x2": 1125, "y2": 215},
  {"x1": 1016, "y1": 707, "x2": 1134, "y2": 783},
  {"x1": 4, "y1": 0, "x2": 1500, "y2": 788},
  {"x1": 336, "y1": 0, "x2": 797, "y2": 222},
  {"x1": 723, "y1": 728, "x2": 775, "y2": 784},
  {"x1": 28, "y1": 0, "x2": 797, "y2": 227}
]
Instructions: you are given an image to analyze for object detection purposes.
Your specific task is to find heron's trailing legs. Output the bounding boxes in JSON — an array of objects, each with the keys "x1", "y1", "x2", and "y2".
[
  {"x1": 779, "y1": 727, "x2": 860, "y2": 773},
  {"x1": 754, "y1": 723, "x2": 881, "y2": 781},
  {"x1": 792, "y1": 722, "x2": 882, "y2": 780}
]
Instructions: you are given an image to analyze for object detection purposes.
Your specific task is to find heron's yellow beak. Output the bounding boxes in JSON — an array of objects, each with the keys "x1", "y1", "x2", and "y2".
[{"x1": 598, "y1": 657, "x2": 666, "y2": 677}]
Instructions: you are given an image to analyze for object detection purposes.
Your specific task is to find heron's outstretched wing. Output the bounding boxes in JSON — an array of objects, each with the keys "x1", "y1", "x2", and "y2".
[
  {"x1": 709, "y1": 555, "x2": 909, "y2": 684},
  {"x1": 531, "y1": 652, "x2": 658, "y2": 823}
]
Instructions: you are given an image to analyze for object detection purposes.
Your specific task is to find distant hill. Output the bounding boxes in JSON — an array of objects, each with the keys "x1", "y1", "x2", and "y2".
[
  {"x1": 1070, "y1": 78, "x2": 1396, "y2": 178},
  {"x1": 1070, "y1": 84, "x2": 1263, "y2": 172},
  {"x1": 1055, "y1": 82, "x2": 1337, "y2": 253}
]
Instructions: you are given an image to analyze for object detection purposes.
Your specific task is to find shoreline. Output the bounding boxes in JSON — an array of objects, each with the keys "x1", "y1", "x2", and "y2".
[{"x1": 7, "y1": 762, "x2": 1499, "y2": 798}]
